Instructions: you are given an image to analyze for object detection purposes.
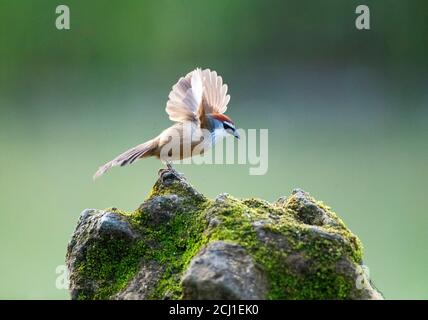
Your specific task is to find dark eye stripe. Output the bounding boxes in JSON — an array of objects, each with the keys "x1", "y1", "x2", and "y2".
[{"x1": 223, "y1": 121, "x2": 234, "y2": 130}]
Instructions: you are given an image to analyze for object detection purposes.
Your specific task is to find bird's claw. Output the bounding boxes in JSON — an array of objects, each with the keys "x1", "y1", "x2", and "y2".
[{"x1": 158, "y1": 164, "x2": 183, "y2": 182}]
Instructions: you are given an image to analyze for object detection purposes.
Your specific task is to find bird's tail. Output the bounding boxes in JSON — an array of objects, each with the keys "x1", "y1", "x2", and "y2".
[{"x1": 93, "y1": 139, "x2": 158, "y2": 180}]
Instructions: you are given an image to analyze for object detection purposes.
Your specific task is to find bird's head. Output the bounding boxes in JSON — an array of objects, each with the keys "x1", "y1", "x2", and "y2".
[{"x1": 210, "y1": 113, "x2": 240, "y2": 139}]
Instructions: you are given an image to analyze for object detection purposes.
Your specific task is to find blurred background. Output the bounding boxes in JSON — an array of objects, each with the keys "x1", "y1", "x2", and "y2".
[{"x1": 0, "y1": 0, "x2": 427, "y2": 299}]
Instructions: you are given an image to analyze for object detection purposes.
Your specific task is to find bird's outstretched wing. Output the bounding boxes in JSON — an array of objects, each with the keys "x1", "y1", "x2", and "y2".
[
  {"x1": 165, "y1": 69, "x2": 203, "y2": 123},
  {"x1": 201, "y1": 69, "x2": 230, "y2": 114},
  {"x1": 165, "y1": 68, "x2": 231, "y2": 124}
]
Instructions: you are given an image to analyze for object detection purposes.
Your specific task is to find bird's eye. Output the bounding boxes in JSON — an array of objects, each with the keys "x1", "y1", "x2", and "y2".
[{"x1": 223, "y1": 122, "x2": 233, "y2": 130}]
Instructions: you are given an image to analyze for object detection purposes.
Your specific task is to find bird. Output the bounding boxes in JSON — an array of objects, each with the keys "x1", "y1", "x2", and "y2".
[{"x1": 93, "y1": 68, "x2": 240, "y2": 179}]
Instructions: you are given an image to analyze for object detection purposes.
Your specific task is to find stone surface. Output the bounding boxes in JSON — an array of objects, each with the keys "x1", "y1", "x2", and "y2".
[
  {"x1": 66, "y1": 169, "x2": 383, "y2": 300},
  {"x1": 181, "y1": 241, "x2": 267, "y2": 299}
]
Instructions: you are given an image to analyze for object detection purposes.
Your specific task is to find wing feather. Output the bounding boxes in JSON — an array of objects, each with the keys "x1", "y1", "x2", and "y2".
[
  {"x1": 165, "y1": 68, "x2": 231, "y2": 123},
  {"x1": 201, "y1": 69, "x2": 230, "y2": 114},
  {"x1": 165, "y1": 69, "x2": 203, "y2": 123}
]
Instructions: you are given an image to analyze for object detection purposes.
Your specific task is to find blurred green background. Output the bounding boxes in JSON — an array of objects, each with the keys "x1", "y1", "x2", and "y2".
[{"x1": 0, "y1": 0, "x2": 427, "y2": 299}]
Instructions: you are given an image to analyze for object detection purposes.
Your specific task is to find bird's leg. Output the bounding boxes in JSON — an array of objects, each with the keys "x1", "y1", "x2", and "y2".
[
  {"x1": 166, "y1": 161, "x2": 174, "y2": 171},
  {"x1": 166, "y1": 161, "x2": 184, "y2": 177},
  {"x1": 158, "y1": 160, "x2": 183, "y2": 181}
]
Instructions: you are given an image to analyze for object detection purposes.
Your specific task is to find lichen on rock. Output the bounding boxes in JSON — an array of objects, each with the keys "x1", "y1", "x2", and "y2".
[{"x1": 66, "y1": 170, "x2": 382, "y2": 300}]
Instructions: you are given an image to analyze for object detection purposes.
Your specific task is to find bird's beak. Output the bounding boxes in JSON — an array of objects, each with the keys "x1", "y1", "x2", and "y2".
[{"x1": 233, "y1": 130, "x2": 240, "y2": 139}]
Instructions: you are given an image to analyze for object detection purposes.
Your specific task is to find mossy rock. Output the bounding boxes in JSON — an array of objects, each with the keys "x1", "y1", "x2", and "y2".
[{"x1": 66, "y1": 170, "x2": 382, "y2": 300}]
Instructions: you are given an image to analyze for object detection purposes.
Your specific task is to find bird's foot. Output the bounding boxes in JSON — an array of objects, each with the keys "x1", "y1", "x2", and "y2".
[
  {"x1": 158, "y1": 163, "x2": 183, "y2": 182},
  {"x1": 166, "y1": 162, "x2": 183, "y2": 176}
]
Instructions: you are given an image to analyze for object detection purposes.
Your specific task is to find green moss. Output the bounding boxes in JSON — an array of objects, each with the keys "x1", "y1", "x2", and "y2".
[
  {"x1": 202, "y1": 194, "x2": 363, "y2": 299},
  {"x1": 74, "y1": 196, "x2": 210, "y2": 299},
  {"x1": 75, "y1": 177, "x2": 208, "y2": 299},
  {"x1": 74, "y1": 179, "x2": 364, "y2": 300},
  {"x1": 283, "y1": 193, "x2": 364, "y2": 264},
  {"x1": 104, "y1": 207, "x2": 132, "y2": 217},
  {"x1": 148, "y1": 177, "x2": 204, "y2": 200},
  {"x1": 130, "y1": 194, "x2": 211, "y2": 299},
  {"x1": 75, "y1": 234, "x2": 142, "y2": 299}
]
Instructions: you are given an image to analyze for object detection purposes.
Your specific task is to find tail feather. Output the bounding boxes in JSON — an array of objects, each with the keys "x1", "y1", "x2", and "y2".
[{"x1": 93, "y1": 139, "x2": 157, "y2": 180}]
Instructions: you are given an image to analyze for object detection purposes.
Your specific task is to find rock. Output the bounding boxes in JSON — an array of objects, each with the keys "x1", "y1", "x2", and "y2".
[
  {"x1": 277, "y1": 189, "x2": 338, "y2": 226},
  {"x1": 66, "y1": 170, "x2": 383, "y2": 300},
  {"x1": 66, "y1": 209, "x2": 138, "y2": 300},
  {"x1": 113, "y1": 261, "x2": 164, "y2": 300},
  {"x1": 181, "y1": 241, "x2": 267, "y2": 299},
  {"x1": 138, "y1": 194, "x2": 181, "y2": 224}
]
